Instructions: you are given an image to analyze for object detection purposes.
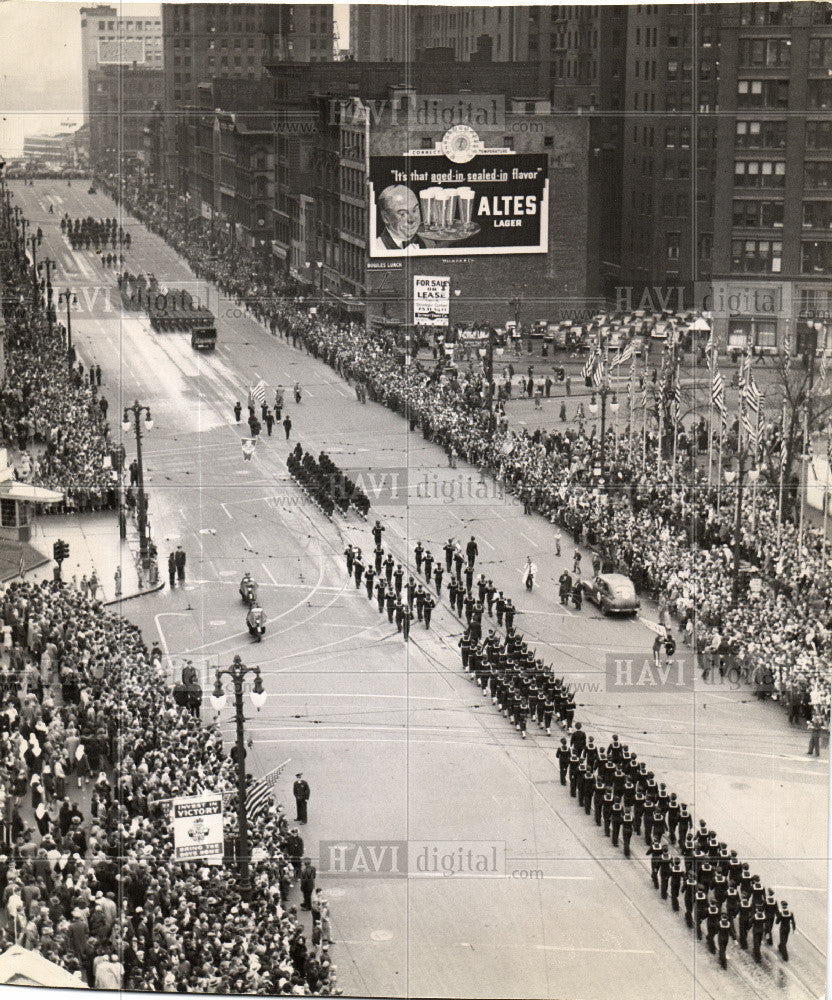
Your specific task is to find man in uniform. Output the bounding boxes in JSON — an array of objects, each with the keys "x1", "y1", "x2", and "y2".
[
  {"x1": 433, "y1": 563, "x2": 444, "y2": 596},
  {"x1": 448, "y1": 577, "x2": 459, "y2": 614},
  {"x1": 364, "y1": 564, "x2": 375, "y2": 600},
  {"x1": 375, "y1": 578, "x2": 386, "y2": 614},
  {"x1": 737, "y1": 893, "x2": 753, "y2": 950},
  {"x1": 443, "y1": 539, "x2": 454, "y2": 573},
  {"x1": 683, "y1": 873, "x2": 698, "y2": 927},
  {"x1": 568, "y1": 751, "x2": 581, "y2": 798},
  {"x1": 372, "y1": 520, "x2": 385, "y2": 547},
  {"x1": 393, "y1": 563, "x2": 404, "y2": 596},
  {"x1": 705, "y1": 903, "x2": 720, "y2": 954},
  {"x1": 293, "y1": 773, "x2": 310, "y2": 824},
  {"x1": 717, "y1": 914, "x2": 735, "y2": 969},
  {"x1": 621, "y1": 808, "x2": 634, "y2": 857},
  {"x1": 751, "y1": 906, "x2": 767, "y2": 963},
  {"x1": 646, "y1": 840, "x2": 663, "y2": 889},
  {"x1": 776, "y1": 901, "x2": 795, "y2": 961},
  {"x1": 423, "y1": 594, "x2": 434, "y2": 629},
  {"x1": 383, "y1": 553, "x2": 395, "y2": 584},
  {"x1": 414, "y1": 585, "x2": 426, "y2": 622},
  {"x1": 495, "y1": 592, "x2": 506, "y2": 627},
  {"x1": 385, "y1": 587, "x2": 396, "y2": 624},
  {"x1": 610, "y1": 796, "x2": 623, "y2": 847},
  {"x1": 414, "y1": 542, "x2": 424, "y2": 574},
  {"x1": 423, "y1": 549, "x2": 434, "y2": 582},
  {"x1": 555, "y1": 738, "x2": 570, "y2": 787}
]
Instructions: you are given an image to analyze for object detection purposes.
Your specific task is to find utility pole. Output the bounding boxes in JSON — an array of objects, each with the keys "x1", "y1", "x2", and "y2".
[{"x1": 122, "y1": 401, "x2": 153, "y2": 561}]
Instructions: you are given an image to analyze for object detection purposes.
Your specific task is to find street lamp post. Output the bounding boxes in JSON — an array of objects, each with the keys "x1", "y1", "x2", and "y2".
[
  {"x1": 211, "y1": 656, "x2": 267, "y2": 901},
  {"x1": 724, "y1": 450, "x2": 758, "y2": 607},
  {"x1": 27, "y1": 233, "x2": 42, "y2": 309},
  {"x1": 38, "y1": 258, "x2": 56, "y2": 335},
  {"x1": 588, "y1": 369, "x2": 614, "y2": 482},
  {"x1": 122, "y1": 401, "x2": 153, "y2": 561},
  {"x1": 59, "y1": 290, "x2": 77, "y2": 351}
]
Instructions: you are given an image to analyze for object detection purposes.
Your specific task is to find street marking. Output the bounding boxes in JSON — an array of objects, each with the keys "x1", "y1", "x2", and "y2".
[
  {"x1": 520, "y1": 532, "x2": 538, "y2": 547},
  {"x1": 261, "y1": 562, "x2": 278, "y2": 586},
  {"x1": 240, "y1": 532, "x2": 253, "y2": 548},
  {"x1": 534, "y1": 946, "x2": 654, "y2": 954}
]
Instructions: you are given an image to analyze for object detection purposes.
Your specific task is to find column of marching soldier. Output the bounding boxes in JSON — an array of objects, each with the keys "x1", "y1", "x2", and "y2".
[{"x1": 342, "y1": 520, "x2": 799, "y2": 974}]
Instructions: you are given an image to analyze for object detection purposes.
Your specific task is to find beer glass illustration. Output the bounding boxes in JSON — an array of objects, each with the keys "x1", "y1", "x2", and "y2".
[
  {"x1": 457, "y1": 186, "x2": 475, "y2": 232},
  {"x1": 419, "y1": 187, "x2": 438, "y2": 232}
]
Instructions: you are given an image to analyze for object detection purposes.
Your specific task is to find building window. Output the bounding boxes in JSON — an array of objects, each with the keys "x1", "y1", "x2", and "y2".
[
  {"x1": 807, "y1": 121, "x2": 832, "y2": 150},
  {"x1": 727, "y1": 319, "x2": 752, "y2": 351},
  {"x1": 665, "y1": 127, "x2": 675, "y2": 147},
  {"x1": 755, "y1": 320, "x2": 777, "y2": 350},
  {"x1": 0, "y1": 500, "x2": 16, "y2": 528},
  {"x1": 666, "y1": 233, "x2": 680, "y2": 260},
  {"x1": 799, "y1": 289, "x2": 832, "y2": 316},
  {"x1": 805, "y1": 161, "x2": 832, "y2": 188},
  {"x1": 808, "y1": 80, "x2": 832, "y2": 110},
  {"x1": 731, "y1": 238, "x2": 782, "y2": 273},
  {"x1": 737, "y1": 79, "x2": 788, "y2": 109},
  {"x1": 740, "y1": 3, "x2": 790, "y2": 26},
  {"x1": 734, "y1": 160, "x2": 786, "y2": 188},
  {"x1": 735, "y1": 120, "x2": 786, "y2": 149},
  {"x1": 733, "y1": 199, "x2": 784, "y2": 228},
  {"x1": 803, "y1": 202, "x2": 832, "y2": 229},
  {"x1": 738, "y1": 37, "x2": 791, "y2": 66},
  {"x1": 667, "y1": 59, "x2": 678, "y2": 80},
  {"x1": 801, "y1": 241, "x2": 832, "y2": 275},
  {"x1": 699, "y1": 233, "x2": 713, "y2": 260}
]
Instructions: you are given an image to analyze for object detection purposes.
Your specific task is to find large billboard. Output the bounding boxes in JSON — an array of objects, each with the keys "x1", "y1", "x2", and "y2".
[{"x1": 369, "y1": 145, "x2": 548, "y2": 259}]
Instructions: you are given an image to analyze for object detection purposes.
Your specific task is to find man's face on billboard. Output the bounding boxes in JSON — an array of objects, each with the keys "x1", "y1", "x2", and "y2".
[{"x1": 381, "y1": 186, "x2": 421, "y2": 242}]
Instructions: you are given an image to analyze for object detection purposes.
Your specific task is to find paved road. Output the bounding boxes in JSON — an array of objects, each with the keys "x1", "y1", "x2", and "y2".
[{"x1": 12, "y1": 180, "x2": 827, "y2": 1000}]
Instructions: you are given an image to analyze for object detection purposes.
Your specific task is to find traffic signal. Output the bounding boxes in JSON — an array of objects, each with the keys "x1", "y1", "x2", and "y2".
[
  {"x1": 53, "y1": 539, "x2": 69, "y2": 563},
  {"x1": 585, "y1": 375, "x2": 592, "y2": 388},
  {"x1": 664, "y1": 636, "x2": 676, "y2": 657},
  {"x1": 556, "y1": 366, "x2": 565, "y2": 382}
]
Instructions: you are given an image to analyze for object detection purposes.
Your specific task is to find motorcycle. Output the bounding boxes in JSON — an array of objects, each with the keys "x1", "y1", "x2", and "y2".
[
  {"x1": 240, "y1": 574, "x2": 258, "y2": 607},
  {"x1": 246, "y1": 606, "x2": 266, "y2": 642}
]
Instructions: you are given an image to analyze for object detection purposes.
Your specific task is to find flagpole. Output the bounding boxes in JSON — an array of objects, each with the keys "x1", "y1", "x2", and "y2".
[
  {"x1": 628, "y1": 357, "x2": 635, "y2": 462},
  {"x1": 716, "y1": 414, "x2": 723, "y2": 508},
  {"x1": 798, "y1": 404, "x2": 809, "y2": 556},
  {"x1": 777, "y1": 400, "x2": 786, "y2": 547},
  {"x1": 671, "y1": 358, "x2": 679, "y2": 490},
  {"x1": 822, "y1": 458, "x2": 830, "y2": 572},
  {"x1": 707, "y1": 367, "x2": 714, "y2": 486}
]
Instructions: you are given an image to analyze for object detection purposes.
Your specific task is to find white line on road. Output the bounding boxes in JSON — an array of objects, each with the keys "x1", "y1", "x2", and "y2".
[
  {"x1": 520, "y1": 532, "x2": 538, "y2": 547},
  {"x1": 261, "y1": 562, "x2": 278, "y2": 586},
  {"x1": 534, "y1": 945, "x2": 654, "y2": 954},
  {"x1": 240, "y1": 532, "x2": 253, "y2": 548}
]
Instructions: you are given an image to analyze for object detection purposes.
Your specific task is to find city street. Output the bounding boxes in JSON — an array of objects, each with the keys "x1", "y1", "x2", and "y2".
[{"x1": 10, "y1": 179, "x2": 827, "y2": 1000}]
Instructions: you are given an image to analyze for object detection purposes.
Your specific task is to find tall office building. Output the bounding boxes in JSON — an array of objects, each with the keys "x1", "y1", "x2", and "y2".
[
  {"x1": 161, "y1": 4, "x2": 334, "y2": 195},
  {"x1": 711, "y1": 1, "x2": 832, "y2": 353},
  {"x1": 349, "y1": 5, "x2": 529, "y2": 64},
  {"x1": 80, "y1": 5, "x2": 163, "y2": 122}
]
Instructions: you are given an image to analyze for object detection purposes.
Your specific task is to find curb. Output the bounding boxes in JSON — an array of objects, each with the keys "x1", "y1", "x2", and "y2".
[
  {"x1": 103, "y1": 579, "x2": 166, "y2": 607},
  {"x1": 2, "y1": 556, "x2": 52, "y2": 584}
]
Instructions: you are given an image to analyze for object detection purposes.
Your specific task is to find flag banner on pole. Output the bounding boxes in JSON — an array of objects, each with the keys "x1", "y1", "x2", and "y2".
[
  {"x1": 672, "y1": 379, "x2": 681, "y2": 425},
  {"x1": 711, "y1": 366, "x2": 726, "y2": 414},
  {"x1": 582, "y1": 346, "x2": 599, "y2": 382},
  {"x1": 250, "y1": 380, "x2": 267, "y2": 407},
  {"x1": 609, "y1": 341, "x2": 635, "y2": 368},
  {"x1": 245, "y1": 758, "x2": 292, "y2": 823},
  {"x1": 592, "y1": 357, "x2": 603, "y2": 388}
]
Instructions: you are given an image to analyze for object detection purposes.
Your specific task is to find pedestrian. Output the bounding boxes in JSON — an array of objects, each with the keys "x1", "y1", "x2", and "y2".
[
  {"x1": 168, "y1": 552, "x2": 176, "y2": 588},
  {"x1": 293, "y1": 772, "x2": 310, "y2": 823},
  {"x1": 522, "y1": 557, "x2": 536, "y2": 591},
  {"x1": 807, "y1": 712, "x2": 824, "y2": 756},
  {"x1": 466, "y1": 535, "x2": 478, "y2": 570},
  {"x1": 572, "y1": 549, "x2": 582, "y2": 574},
  {"x1": 554, "y1": 529, "x2": 562, "y2": 557},
  {"x1": 300, "y1": 858, "x2": 316, "y2": 909},
  {"x1": 283, "y1": 414, "x2": 292, "y2": 440},
  {"x1": 174, "y1": 546, "x2": 186, "y2": 583}
]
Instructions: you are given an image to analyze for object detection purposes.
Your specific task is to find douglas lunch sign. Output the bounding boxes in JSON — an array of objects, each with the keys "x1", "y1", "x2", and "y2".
[{"x1": 369, "y1": 126, "x2": 548, "y2": 258}]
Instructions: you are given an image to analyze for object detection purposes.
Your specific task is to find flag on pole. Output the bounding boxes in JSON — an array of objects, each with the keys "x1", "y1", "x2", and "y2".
[
  {"x1": 610, "y1": 341, "x2": 636, "y2": 369},
  {"x1": 245, "y1": 759, "x2": 292, "y2": 823},
  {"x1": 711, "y1": 365, "x2": 726, "y2": 415},
  {"x1": 249, "y1": 380, "x2": 267, "y2": 408},
  {"x1": 582, "y1": 346, "x2": 599, "y2": 382}
]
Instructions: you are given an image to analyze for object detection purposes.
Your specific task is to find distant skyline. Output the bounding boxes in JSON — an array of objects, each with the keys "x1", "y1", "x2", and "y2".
[{"x1": 0, "y1": 1, "x2": 350, "y2": 155}]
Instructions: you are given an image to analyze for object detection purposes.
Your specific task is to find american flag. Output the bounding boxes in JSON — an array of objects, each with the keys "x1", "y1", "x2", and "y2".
[
  {"x1": 582, "y1": 346, "x2": 599, "y2": 382},
  {"x1": 783, "y1": 330, "x2": 792, "y2": 373},
  {"x1": 741, "y1": 373, "x2": 762, "y2": 448},
  {"x1": 245, "y1": 759, "x2": 291, "y2": 823},
  {"x1": 249, "y1": 380, "x2": 267, "y2": 408},
  {"x1": 671, "y1": 371, "x2": 681, "y2": 425},
  {"x1": 711, "y1": 365, "x2": 726, "y2": 414},
  {"x1": 609, "y1": 341, "x2": 635, "y2": 369}
]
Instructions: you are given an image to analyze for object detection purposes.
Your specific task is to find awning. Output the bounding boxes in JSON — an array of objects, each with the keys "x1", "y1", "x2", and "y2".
[
  {"x1": 0, "y1": 945, "x2": 88, "y2": 988},
  {"x1": 0, "y1": 482, "x2": 64, "y2": 504}
]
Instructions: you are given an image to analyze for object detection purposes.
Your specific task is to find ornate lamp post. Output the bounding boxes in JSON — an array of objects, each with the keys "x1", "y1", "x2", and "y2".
[
  {"x1": 121, "y1": 402, "x2": 153, "y2": 560},
  {"x1": 211, "y1": 656, "x2": 267, "y2": 901}
]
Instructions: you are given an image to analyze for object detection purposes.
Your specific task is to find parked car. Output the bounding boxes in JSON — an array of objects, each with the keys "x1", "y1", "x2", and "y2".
[{"x1": 581, "y1": 573, "x2": 640, "y2": 615}]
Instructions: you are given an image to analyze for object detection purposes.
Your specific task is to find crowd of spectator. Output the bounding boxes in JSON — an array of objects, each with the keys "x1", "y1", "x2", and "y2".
[
  {"x1": 0, "y1": 577, "x2": 339, "y2": 994},
  {"x1": 0, "y1": 236, "x2": 121, "y2": 512}
]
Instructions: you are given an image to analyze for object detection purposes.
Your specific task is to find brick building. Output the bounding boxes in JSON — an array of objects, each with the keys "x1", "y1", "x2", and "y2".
[
  {"x1": 88, "y1": 65, "x2": 164, "y2": 174},
  {"x1": 711, "y1": 1, "x2": 832, "y2": 354}
]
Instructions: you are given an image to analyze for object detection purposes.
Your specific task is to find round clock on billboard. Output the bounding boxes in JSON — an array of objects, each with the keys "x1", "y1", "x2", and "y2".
[{"x1": 441, "y1": 124, "x2": 479, "y2": 163}]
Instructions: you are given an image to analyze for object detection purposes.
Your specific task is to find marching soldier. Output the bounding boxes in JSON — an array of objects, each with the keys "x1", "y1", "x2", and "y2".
[
  {"x1": 353, "y1": 551, "x2": 364, "y2": 588},
  {"x1": 345, "y1": 544, "x2": 355, "y2": 576},
  {"x1": 568, "y1": 751, "x2": 581, "y2": 798},
  {"x1": 705, "y1": 903, "x2": 720, "y2": 954},
  {"x1": 610, "y1": 796, "x2": 623, "y2": 847},
  {"x1": 394, "y1": 599, "x2": 404, "y2": 633},
  {"x1": 383, "y1": 553, "x2": 395, "y2": 584},
  {"x1": 658, "y1": 846, "x2": 673, "y2": 900},
  {"x1": 717, "y1": 914, "x2": 735, "y2": 969},
  {"x1": 646, "y1": 841, "x2": 663, "y2": 888},
  {"x1": 374, "y1": 544, "x2": 384, "y2": 574},
  {"x1": 668, "y1": 856, "x2": 684, "y2": 911},
  {"x1": 402, "y1": 605, "x2": 412, "y2": 641},
  {"x1": 776, "y1": 901, "x2": 795, "y2": 961},
  {"x1": 364, "y1": 564, "x2": 375, "y2": 599},
  {"x1": 763, "y1": 888, "x2": 778, "y2": 945},
  {"x1": 737, "y1": 894, "x2": 753, "y2": 951},
  {"x1": 683, "y1": 873, "x2": 698, "y2": 927},
  {"x1": 414, "y1": 585, "x2": 425, "y2": 621},
  {"x1": 376, "y1": 578, "x2": 386, "y2": 614},
  {"x1": 495, "y1": 591, "x2": 506, "y2": 627},
  {"x1": 621, "y1": 808, "x2": 634, "y2": 858},
  {"x1": 372, "y1": 520, "x2": 385, "y2": 547},
  {"x1": 393, "y1": 563, "x2": 404, "y2": 596},
  {"x1": 423, "y1": 593, "x2": 435, "y2": 629},
  {"x1": 385, "y1": 587, "x2": 396, "y2": 624},
  {"x1": 414, "y1": 541, "x2": 424, "y2": 574},
  {"x1": 459, "y1": 632, "x2": 472, "y2": 671},
  {"x1": 666, "y1": 793, "x2": 680, "y2": 844},
  {"x1": 751, "y1": 906, "x2": 767, "y2": 963},
  {"x1": 423, "y1": 549, "x2": 434, "y2": 581},
  {"x1": 556, "y1": 738, "x2": 570, "y2": 785},
  {"x1": 433, "y1": 563, "x2": 444, "y2": 595},
  {"x1": 695, "y1": 890, "x2": 709, "y2": 941}
]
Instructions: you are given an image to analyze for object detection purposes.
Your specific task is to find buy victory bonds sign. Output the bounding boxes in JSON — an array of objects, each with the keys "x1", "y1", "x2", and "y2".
[{"x1": 369, "y1": 132, "x2": 548, "y2": 258}]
